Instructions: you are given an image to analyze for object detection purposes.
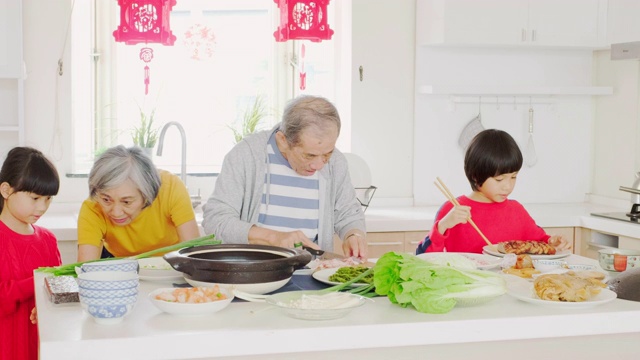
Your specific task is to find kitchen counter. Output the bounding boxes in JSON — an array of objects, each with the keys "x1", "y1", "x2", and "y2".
[{"x1": 35, "y1": 255, "x2": 640, "y2": 360}]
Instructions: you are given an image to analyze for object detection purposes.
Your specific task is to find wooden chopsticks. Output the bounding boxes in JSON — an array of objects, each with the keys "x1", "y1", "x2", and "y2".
[{"x1": 434, "y1": 177, "x2": 492, "y2": 246}]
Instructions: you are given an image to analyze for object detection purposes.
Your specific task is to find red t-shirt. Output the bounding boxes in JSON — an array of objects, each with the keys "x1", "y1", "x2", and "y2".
[
  {"x1": 0, "y1": 220, "x2": 61, "y2": 360},
  {"x1": 426, "y1": 196, "x2": 550, "y2": 254}
]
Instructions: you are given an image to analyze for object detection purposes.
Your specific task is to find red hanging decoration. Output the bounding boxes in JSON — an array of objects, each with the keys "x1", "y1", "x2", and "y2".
[
  {"x1": 273, "y1": 0, "x2": 334, "y2": 42},
  {"x1": 113, "y1": 0, "x2": 177, "y2": 94}
]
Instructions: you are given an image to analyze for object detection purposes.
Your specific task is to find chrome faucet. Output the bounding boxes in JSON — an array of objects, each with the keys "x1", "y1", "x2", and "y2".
[{"x1": 156, "y1": 121, "x2": 187, "y2": 184}]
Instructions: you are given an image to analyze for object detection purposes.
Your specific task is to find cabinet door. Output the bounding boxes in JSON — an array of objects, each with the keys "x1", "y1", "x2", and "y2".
[
  {"x1": 404, "y1": 231, "x2": 428, "y2": 254},
  {"x1": 366, "y1": 232, "x2": 405, "y2": 259},
  {"x1": 0, "y1": 0, "x2": 23, "y2": 78},
  {"x1": 528, "y1": 0, "x2": 601, "y2": 47},
  {"x1": 607, "y1": 0, "x2": 640, "y2": 45},
  {"x1": 419, "y1": 0, "x2": 527, "y2": 46}
]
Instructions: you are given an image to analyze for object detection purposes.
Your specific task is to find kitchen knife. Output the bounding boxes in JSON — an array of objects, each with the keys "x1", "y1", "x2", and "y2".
[{"x1": 301, "y1": 245, "x2": 345, "y2": 260}]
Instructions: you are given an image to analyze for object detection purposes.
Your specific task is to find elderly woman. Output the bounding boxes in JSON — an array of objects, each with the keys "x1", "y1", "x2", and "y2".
[
  {"x1": 77, "y1": 145, "x2": 200, "y2": 261},
  {"x1": 202, "y1": 95, "x2": 367, "y2": 259}
]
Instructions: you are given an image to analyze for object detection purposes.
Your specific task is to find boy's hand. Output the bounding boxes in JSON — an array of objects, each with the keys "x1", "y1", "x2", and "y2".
[
  {"x1": 549, "y1": 235, "x2": 572, "y2": 251},
  {"x1": 438, "y1": 205, "x2": 471, "y2": 234}
]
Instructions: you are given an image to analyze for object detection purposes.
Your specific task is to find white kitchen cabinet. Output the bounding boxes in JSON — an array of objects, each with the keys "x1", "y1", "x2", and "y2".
[
  {"x1": 606, "y1": 0, "x2": 640, "y2": 45},
  {"x1": 0, "y1": 0, "x2": 24, "y2": 155},
  {"x1": 0, "y1": 0, "x2": 23, "y2": 77},
  {"x1": 417, "y1": 0, "x2": 605, "y2": 48}
]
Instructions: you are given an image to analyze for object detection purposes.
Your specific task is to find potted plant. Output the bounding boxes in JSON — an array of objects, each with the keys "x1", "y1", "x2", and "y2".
[
  {"x1": 131, "y1": 104, "x2": 159, "y2": 155},
  {"x1": 229, "y1": 95, "x2": 268, "y2": 144}
]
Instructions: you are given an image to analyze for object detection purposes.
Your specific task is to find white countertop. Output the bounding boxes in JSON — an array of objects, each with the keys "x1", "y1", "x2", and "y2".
[
  {"x1": 35, "y1": 255, "x2": 640, "y2": 360},
  {"x1": 39, "y1": 202, "x2": 640, "y2": 241}
]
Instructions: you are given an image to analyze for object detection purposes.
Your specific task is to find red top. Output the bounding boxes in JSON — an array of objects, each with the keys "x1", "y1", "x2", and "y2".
[
  {"x1": 426, "y1": 196, "x2": 550, "y2": 254},
  {"x1": 0, "y1": 220, "x2": 61, "y2": 360}
]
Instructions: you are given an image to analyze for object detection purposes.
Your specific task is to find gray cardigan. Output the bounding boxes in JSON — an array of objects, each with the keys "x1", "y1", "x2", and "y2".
[{"x1": 201, "y1": 125, "x2": 365, "y2": 251}]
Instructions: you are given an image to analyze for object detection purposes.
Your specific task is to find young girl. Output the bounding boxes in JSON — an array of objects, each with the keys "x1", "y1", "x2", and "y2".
[
  {"x1": 416, "y1": 129, "x2": 570, "y2": 254},
  {"x1": 0, "y1": 147, "x2": 61, "y2": 360}
]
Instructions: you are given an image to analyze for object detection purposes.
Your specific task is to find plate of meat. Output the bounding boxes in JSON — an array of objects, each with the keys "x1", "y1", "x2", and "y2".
[{"x1": 483, "y1": 241, "x2": 571, "y2": 260}]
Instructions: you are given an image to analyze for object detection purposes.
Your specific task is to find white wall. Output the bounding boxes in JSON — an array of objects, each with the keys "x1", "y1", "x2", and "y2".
[
  {"x1": 593, "y1": 50, "x2": 640, "y2": 202},
  {"x1": 413, "y1": 47, "x2": 596, "y2": 205}
]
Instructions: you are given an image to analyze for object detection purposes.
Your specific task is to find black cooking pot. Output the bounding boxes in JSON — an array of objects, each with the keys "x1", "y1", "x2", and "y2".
[{"x1": 163, "y1": 244, "x2": 312, "y2": 284}]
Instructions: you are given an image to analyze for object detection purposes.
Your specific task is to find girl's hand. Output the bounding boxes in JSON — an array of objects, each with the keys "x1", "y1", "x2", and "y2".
[
  {"x1": 30, "y1": 307, "x2": 37, "y2": 325},
  {"x1": 549, "y1": 235, "x2": 572, "y2": 251},
  {"x1": 438, "y1": 205, "x2": 471, "y2": 234}
]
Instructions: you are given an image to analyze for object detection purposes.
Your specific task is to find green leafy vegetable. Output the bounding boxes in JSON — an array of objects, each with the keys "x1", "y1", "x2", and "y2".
[
  {"x1": 38, "y1": 234, "x2": 221, "y2": 277},
  {"x1": 373, "y1": 252, "x2": 506, "y2": 314}
]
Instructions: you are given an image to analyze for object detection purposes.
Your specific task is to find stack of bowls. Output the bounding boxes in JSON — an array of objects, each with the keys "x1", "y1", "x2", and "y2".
[{"x1": 76, "y1": 259, "x2": 139, "y2": 324}]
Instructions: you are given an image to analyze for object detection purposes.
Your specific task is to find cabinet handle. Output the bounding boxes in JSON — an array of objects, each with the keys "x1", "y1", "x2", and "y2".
[
  {"x1": 368, "y1": 242, "x2": 403, "y2": 246},
  {"x1": 586, "y1": 242, "x2": 615, "y2": 251},
  {"x1": 531, "y1": 29, "x2": 536, "y2": 42},
  {"x1": 521, "y1": 28, "x2": 527, "y2": 42}
]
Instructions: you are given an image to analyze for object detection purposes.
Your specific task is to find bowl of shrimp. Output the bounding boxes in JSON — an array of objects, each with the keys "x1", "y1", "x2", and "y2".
[{"x1": 148, "y1": 285, "x2": 234, "y2": 316}]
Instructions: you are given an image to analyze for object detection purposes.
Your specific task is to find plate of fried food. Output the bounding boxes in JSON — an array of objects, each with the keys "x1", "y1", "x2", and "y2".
[
  {"x1": 484, "y1": 241, "x2": 571, "y2": 260},
  {"x1": 506, "y1": 271, "x2": 616, "y2": 309}
]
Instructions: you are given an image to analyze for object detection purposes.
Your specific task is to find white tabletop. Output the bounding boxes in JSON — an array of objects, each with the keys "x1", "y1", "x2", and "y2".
[{"x1": 35, "y1": 255, "x2": 640, "y2": 360}]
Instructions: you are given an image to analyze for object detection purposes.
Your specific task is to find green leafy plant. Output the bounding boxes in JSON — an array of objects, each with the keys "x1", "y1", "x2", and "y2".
[
  {"x1": 131, "y1": 104, "x2": 159, "y2": 148},
  {"x1": 229, "y1": 95, "x2": 268, "y2": 143}
]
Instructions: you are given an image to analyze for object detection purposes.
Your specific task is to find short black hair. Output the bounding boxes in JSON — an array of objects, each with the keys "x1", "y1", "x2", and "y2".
[
  {"x1": 0, "y1": 147, "x2": 60, "y2": 211},
  {"x1": 464, "y1": 129, "x2": 523, "y2": 191}
]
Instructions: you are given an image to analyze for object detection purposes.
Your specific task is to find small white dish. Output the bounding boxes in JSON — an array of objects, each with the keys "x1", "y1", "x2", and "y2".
[
  {"x1": 532, "y1": 259, "x2": 566, "y2": 272},
  {"x1": 148, "y1": 287, "x2": 233, "y2": 316},
  {"x1": 138, "y1": 257, "x2": 183, "y2": 281},
  {"x1": 265, "y1": 290, "x2": 369, "y2": 320}
]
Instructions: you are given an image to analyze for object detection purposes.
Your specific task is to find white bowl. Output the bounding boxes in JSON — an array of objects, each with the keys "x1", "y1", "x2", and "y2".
[
  {"x1": 148, "y1": 287, "x2": 234, "y2": 316},
  {"x1": 265, "y1": 291, "x2": 368, "y2": 320},
  {"x1": 532, "y1": 259, "x2": 565, "y2": 272}
]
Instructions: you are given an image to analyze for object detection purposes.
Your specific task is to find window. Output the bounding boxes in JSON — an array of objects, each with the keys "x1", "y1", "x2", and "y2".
[{"x1": 70, "y1": 0, "x2": 346, "y2": 176}]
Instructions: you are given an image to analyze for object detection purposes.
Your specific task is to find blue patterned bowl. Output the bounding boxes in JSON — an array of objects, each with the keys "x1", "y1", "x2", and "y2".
[
  {"x1": 76, "y1": 271, "x2": 139, "y2": 290},
  {"x1": 78, "y1": 286, "x2": 139, "y2": 298},
  {"x1": 77, "y1": 259, "x2": 139, "y2": 274},
  {"x1": 79, "y1": 294, "x2": 138, "y2": 306},
  {"x1": 85, "y1": 303, "x2": 136, "y2": 324}
]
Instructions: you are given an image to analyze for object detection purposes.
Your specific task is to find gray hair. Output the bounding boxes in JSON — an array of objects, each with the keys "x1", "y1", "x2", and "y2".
[
  {"x1": 279, "y1": 95, "x2": 341, "y2": 146},
  {"x1": 89, "y1": 145, "x2": 160, "y2": 208}
]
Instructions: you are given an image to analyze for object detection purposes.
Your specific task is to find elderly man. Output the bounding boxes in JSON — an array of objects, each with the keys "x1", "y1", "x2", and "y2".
[{"x1": 202, "y1": 95, "x2": 367, "y2": 258}]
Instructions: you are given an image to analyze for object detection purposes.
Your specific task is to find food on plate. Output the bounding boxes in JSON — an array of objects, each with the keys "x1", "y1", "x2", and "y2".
[
  {"x1": 328, "y1": 265, "x2": 373, "y2": 284},
  {"x1": 275, "y1": 292, "x2": 364, "y2": 310},
  {"x1": 154, "y1": 286, "x2": 228, "y2": 303},
  {"x1": 306, "y1": 257, "x2": 363, "y2": 272},
  {"x1": 503, "y1": 267, "x2": 540, "y2": 279},
  {"x1": 497, "y1": 241, "x2": 556, "y2": 255},
  {"x1": 502, "y1": 255, "x2": 540, "y2": 278},
  {"x1": 533, "y1": 271, "x2": 606, "y2": 302}
]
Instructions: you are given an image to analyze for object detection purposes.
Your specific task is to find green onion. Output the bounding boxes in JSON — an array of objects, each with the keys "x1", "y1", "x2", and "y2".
[
  {"x1": 319, "y1": 266, "x2": 376, "y2": 297},
  {"x1": 37, "y1": 234, "x2": 221, "y2": 277}
]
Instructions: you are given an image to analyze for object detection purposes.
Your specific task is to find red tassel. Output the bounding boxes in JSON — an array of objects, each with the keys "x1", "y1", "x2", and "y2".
[{"x1": 144, "y1": 65, "x2": 150, "y2": 95}]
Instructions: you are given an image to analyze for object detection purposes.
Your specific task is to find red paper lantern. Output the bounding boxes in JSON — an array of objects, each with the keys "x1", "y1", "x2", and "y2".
[
  {"x1": 113, "y1": 0, "x2": 177, "y2": 94},
  {"x1": 273, "y1": 0, "x2": 334, "y2": 42},
  {"x1": 113, "y1": 0, "x2": 177, "y2": 46}
]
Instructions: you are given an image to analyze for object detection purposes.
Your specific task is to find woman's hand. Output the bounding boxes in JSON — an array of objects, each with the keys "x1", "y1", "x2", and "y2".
[
  {"x1": 30, "y1": 307, "x2": 37, "y2": 325},
  {"x1": 437, "y1": 205, "x2": 471, "y2": 235},
  {"x1": 548, "y1": 235, "x2": 572, "y2": 251}
]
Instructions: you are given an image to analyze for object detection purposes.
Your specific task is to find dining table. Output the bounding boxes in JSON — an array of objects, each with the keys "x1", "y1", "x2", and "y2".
[{"x1": 35, "y1": 253, "x2": 640, "y2": 360}]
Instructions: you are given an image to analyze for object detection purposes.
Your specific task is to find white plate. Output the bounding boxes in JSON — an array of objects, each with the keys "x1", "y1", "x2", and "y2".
[
  {"x1": 417, "y1": 252, "x2": 502, "y2": 270},
  {"x1": 312, "y1": 268, "x2": 372, "y2": 287},
  {"x1": 148, "y1": 287, "x2": 233, "y2": 315},
  {"x1": 506, "y1": 277, "x2": 617, "y2": 309},
  {"x1": 483, "y1": 245, "x2": 571, "y2": 260},
  {"x1": 138, "y1": 258, "x2": 183, "y2": 281}
]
